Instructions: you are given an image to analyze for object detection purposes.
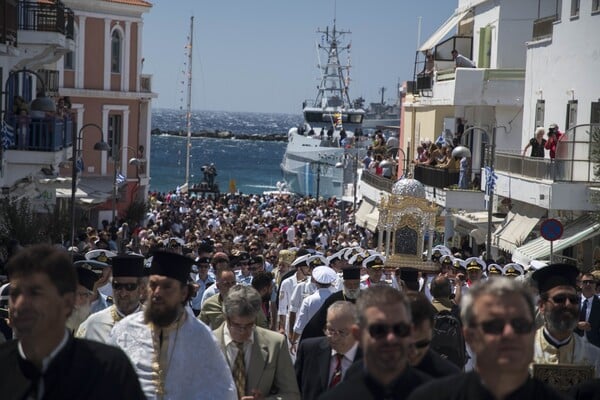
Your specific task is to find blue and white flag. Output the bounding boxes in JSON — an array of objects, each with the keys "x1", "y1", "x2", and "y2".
[
  {"x1": 1, "y1": 120, "x2": 15, "y2": 150},
  {"x1": 116, "y1": 173, "x2": 126, "y2": 185}
]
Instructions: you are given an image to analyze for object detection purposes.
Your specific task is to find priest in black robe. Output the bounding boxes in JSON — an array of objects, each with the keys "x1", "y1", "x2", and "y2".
[{"x1": 0, "y1": 244, "x2": 144, "y2": 400}]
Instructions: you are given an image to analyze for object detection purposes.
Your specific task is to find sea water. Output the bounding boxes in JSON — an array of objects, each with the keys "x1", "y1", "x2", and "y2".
[{"x1": 150, "y1": 109, "x2": 302, "y2": 194}]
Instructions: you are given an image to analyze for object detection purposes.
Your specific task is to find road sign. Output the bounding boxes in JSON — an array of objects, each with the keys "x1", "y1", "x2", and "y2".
[{"x1": 540, "y1": 219, "x2": 563, "y2": 241}]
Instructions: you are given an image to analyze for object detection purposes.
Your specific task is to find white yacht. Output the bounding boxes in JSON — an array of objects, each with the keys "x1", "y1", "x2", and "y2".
[{"x1": 281, "y1": 20, "x2": 365, "y2": 199}]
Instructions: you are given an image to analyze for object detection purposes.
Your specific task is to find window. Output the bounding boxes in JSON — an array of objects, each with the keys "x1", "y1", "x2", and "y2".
[
  {"x1": 64, "y1": 51, "x2": 74, "y2": 70},
  {"x1": 535, "y1": 99, "x2": 545, "y2": 129},
  {"x1": 571, "y1": 0, "x2": 580, "y2": 17},
  {"x1": 593, "y1": 0, "x2": 600, "y2": 13},
  {"x1": 108, "y1": 114, "x2": 122, "y2": 159},
  {"x1": 591, "y1": 101, "x2": 600, "y2": 124},
  {"x1": 565, "y1": 100, "x2": 578, "y2": 130},
  {"x1": 111, "y1": 30, "x2": 121, "y2": 73}
]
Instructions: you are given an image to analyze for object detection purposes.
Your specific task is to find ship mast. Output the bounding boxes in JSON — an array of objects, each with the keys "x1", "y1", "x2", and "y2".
[{"x1": 185, "y1": 16, "x2": 194, "y2": 188}]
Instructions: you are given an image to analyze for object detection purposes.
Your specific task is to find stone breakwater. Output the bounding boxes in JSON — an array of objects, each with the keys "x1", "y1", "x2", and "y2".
[{"x1": 151, "y1": 128, "x2": 288, "y2": 142}]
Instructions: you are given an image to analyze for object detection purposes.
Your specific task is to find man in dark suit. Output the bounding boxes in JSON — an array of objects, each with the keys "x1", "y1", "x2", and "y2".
[
  {"x1": 295, "y1": 301, "x2": 361, "y2": 400},
  {"x1": 319, "y1": 286, "x2": 431, "y2": 400},
  {"x1": 300, "y1": 268, "x2": 361, "y2": 342},
  {"x1": 406, "y1": 292, "x2": 461, "y2": 377},
  {"x1": 0, "y1": 244, "x2": 144, "y2": 400},
  {"x1": 576, "y1": 272, "x2": 600, "y2": 347}
]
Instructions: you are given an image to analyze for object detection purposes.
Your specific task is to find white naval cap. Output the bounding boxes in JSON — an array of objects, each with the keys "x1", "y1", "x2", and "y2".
[
  {"x1": 502, "y1": 263, "x2": 525, "y2": 277},
  {"x1": 312, "y1": 266, "x2": 338, "y2": 285}
]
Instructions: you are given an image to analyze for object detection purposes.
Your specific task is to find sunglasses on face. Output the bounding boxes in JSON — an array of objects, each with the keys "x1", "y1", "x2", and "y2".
[
  {"x1": 474, "y1": 318, "x2": 534, "y2": 335},
  {"x1": 581, "y1": 280, "x2": 595, "y2": 285},
  {"x1": 548, "y1": 294, "x2": 579, "y2": 305},
  {"x1": 367, "y1": 322, "x2": 411, "y2": 340},
  {"x1": 112, "y1": 282, "x2": 139, "y2": 291}
]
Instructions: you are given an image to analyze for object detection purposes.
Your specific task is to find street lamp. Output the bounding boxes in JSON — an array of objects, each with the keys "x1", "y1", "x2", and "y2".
[
  {"x1": 111, "y1": 145, "x2": 141, "y2": 228},
  {"x1": 453, "y1": 126, "x2": 496, "y2": 258},
  {"x1": 3, "y1": 69, "x2": 55, "y2": 120},
  {"x1": 336, "y1": 154, "x2": 360, "y2": 223},
  {"x1": 310, "y1": 154, "x2": 337, "y2": 199},
  {"x1": 70, "y1": 123, "x2": 110, "y2": 249}
]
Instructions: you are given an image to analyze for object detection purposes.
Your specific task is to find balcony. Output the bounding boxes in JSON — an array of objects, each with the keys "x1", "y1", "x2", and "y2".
[
  {"x1": 532, "y1": 14, "x2": 557, "y2": 41},
  {"x1": 361, "y1": 170, "x2": 394, "y2": 193},
  {"x1": 0, "y1": 0, "x2": 18, "y2": 47},
  {"x1": 422, "y1": 68, "x2": 526, "y2": 107},
  {"x1": 493, "y1": 124, "x2": 600, "y2": 211},
  {"x1": 140, "y1": 74, "x2": 152, "y2": 92},
  {"x1": 18, "y1": 0, "x2": 73, "y2": 39},
  {"x1": 4, "y1": 115, "x2": 73, "y2": 152},
  {"x1": 413, "y1": 164, "x2": 459, "y2": 189},
  {"x1": 16, "y1": 0, "x2": 74, "y2": 63}
]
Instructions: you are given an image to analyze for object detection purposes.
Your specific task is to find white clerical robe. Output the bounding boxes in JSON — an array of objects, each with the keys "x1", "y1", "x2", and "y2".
[
  {"x1": 76, "y1": 304, "x2": 140, "y2": 343},
  {"x1": 111, "y1": 311, "x2": 237, "y2": 400},
  {"x1": 533, "y1": 328, "x2": 600, "y2": 378}
]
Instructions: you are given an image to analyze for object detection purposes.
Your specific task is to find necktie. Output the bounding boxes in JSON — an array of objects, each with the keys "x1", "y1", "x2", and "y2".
[
  {"x1": 233, "y1": 342, "x2": 246, "y2": 397},
  {"x1": 329, "y1": 353, "x2": 344, "y2": 388},
  {"x1": 580, "y1": 298, "x2": 589, "y2": 322},
  {"x1": 18, "y1": 356, "x2": 42, "y2": 399}
]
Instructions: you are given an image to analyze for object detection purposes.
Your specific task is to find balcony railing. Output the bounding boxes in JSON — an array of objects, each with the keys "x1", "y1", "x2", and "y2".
[
  {"x1": 0, "y1": 0, "x2": 17, "y2": 46},
  {"x1": 361, "y1": 170, "x2": 394, "y2": 192},
  {"x1": 493, "y1": 124, "x2": 600, "y2": 183},
  {"x1": 532, "y1": 14, "x2": 557, "y2": 41},
  {"x1": 4, "y1": 115, "x2": 73, "y2": 151},
  {"x1": 413, "y1": 164, "x2": 460, "y2": 189},
  {"x1": 18, "y1": 0, "x2": 74, "y2": 39},
  {"x1": 140, "y1": 74, "x2": 152, "y2": 92},
  {"x1": 37, "y1": 69, "x2": 59, "y2": 94}
]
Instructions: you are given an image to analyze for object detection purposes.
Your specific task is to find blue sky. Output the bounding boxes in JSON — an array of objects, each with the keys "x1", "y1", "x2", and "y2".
[{"x1": 142, "y1": 1, "x2": 456, "y2": 114}]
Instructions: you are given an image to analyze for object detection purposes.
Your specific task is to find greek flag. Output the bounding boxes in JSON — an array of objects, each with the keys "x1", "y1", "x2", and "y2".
[
  {"x1": 1, "y1": 120, "x2": 15, "y2": 150},
  {"x1": 484, "y1": 166, "x2": 498, "y2": 209},
  {"x1": 484, "y1": 166, "x2": 498, "y2": 192},
  {"x1": 76, "y1": 157, "x2": 84, "y2": 173},
  {"x1": 116, "y1": 173, "x2": 126, "y2": 185}
]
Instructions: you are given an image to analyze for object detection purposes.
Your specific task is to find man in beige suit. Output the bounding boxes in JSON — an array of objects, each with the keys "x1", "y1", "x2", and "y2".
[{"x1": 214, "y1": 285, "x2": 300, "y2": 399}]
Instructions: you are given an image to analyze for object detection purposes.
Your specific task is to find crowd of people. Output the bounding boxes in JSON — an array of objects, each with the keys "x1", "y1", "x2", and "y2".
[{"x1": 1, "y1": 190, "x2": 600, "y2": 399}]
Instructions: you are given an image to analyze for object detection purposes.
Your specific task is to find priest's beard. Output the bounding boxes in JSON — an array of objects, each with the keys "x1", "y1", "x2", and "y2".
[
  {"x1": 544, "y1": 305, "x2": 578, "y2": 333},
  {"x1": 144, "y1": 300, "x2": 181, "y2": 327},
  {"x1": 66, "y1": 303, "x2": 91, "y2": 332},
  {"x1": 343, "y1": 286, "x2": 361, "y2": 300}
]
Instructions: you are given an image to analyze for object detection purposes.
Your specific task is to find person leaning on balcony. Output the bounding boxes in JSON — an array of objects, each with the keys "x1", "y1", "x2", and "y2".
[
  {"x1": 544, "y1": 123, "x2": 563, "y2": 159},
  {"x1": 522, "y1": 127, "x2": 547, "y2": 158},
  {"x1": 13, "y1": 96, "x2": 29, "y2": 150},
  {"x1": 451, "y1": 49, "x2": 476, "y2": 68}
]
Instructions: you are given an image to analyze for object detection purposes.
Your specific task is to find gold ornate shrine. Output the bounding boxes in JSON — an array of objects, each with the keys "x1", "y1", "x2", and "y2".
[{"x1": 377, "y1": 178, "x2": 439, "y2": 272}]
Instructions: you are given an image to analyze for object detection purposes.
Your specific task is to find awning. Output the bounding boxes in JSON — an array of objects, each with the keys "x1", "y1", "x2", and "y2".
[
  {"x1": 454, "y1": 211, "x2": 503, "y2": 243},
  {"x1": 493, "y1": 203, "x2": 546, "y2": 253},
  {"x1": 418, "y1": 8, "x2": 471, "y2": 52},
  {"x1": 355, "y1": 201, "x2": 379, "y2": 232},
  {"x1": 55, "y1": 176, "x2": 115, "y2": 205},
  {"x1": 512, "y1": 216, "x2": 600, "y2": 265}
]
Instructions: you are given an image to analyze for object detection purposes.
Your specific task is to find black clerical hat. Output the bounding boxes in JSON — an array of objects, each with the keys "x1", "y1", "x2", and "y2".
[
  {"x1": 532, "y1": 263, "x2": 579, "y2": 293},
  {"x1": 111, "y1": 255, "x2": 145, "y2": 278},
  {"x1": 76, "y1": 266, "x2": 99, "y2": 291},
  {"x1": 342, "y1": 268, "x2": 361, "y2": 280},
  {"x1": 149, "y1": 251, "x2": 194, "y2": 283}
]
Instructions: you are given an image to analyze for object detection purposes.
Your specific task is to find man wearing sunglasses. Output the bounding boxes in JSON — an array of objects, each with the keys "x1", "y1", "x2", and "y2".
[
  {"x1": 406, "y1": 292, "x2": 461, "y2": 378},
  {"x1": 321, "y1": 286, "x2": 431, "y2": 400},
  {"x1": 408, "y1": 278, "x2": 564, "y2": 400},
  {"x1": 532, "y1": 264, "x2": 600, "y2": 376},
  {"x1": 76, "y1": 255, "x2": 145, "y2": 343},
  {"x1": 574, "y1": 272, "x2": 600, "y2": 348}
]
